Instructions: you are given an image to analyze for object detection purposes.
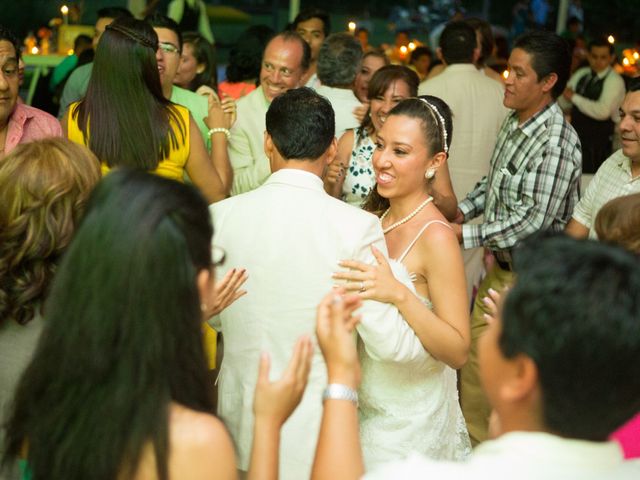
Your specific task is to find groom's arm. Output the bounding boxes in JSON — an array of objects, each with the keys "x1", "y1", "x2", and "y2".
[{"x1": 352, "y1": 218, "x2": 428, "y2": 364}]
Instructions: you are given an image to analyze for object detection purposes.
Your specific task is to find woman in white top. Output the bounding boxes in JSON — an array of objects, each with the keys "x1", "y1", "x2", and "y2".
[{"x1": 333, "y1": 96, "x2": 471, "y2": 470}]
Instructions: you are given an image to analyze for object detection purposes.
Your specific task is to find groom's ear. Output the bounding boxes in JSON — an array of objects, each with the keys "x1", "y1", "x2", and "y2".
[
  {"x1": 263, "y1": 131, "x2": 274, "y2": 159},
  {"x1": 324, "y1": 137, "x2": 338, "y2": 166}
]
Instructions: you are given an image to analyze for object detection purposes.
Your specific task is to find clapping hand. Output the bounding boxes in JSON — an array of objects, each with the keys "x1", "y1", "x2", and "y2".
[
  {"x1": 324, "y1": 160, "x2": 346, "y2": 187},
  {"x1": 482, "y1": 287, "x2": 506, "y2": 325},
  {"x1": 315, "y1": 290, "x2": 362, "y2": 388},
  {"x1": 253, "y1": 336, "x2": 314, "y2": 427},
  {"x1": 332, "y1": 245, "x2": 403, "y2": 304},
  {"x1": 205, "y1": 268, "x2": 248, "y2": 317}
]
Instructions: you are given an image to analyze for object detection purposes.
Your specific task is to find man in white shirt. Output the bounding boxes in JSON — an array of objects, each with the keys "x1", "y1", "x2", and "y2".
[
  {"x1": 211, "y1": 87, "x2": 423, "y2": 480},
  {"x1": 314, "y1": 33, "x2": 363, "y2": 141},
  {"x1": 418, "y1": 21, "x2": 509, "y2": 300},
  {"x1": 559, "y1": 37, "x2": 626, "y2": 173},
  {"x1": 228, "y1": 31, "x2": 310, "y2": 195},
  {"x1": 566, "y1": 80, "x2": 640, "y2": 238},
  {"x1": 312, "y1": 235, "x2": 640, "y2": 480}
]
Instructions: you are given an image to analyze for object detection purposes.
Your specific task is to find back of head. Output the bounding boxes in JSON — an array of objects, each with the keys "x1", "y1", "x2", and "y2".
[
  {"x1": 410, "y1": 46, "x2": 432, "y2": 65},
  {"x1": 3, "y1": 170, "x2": 214, "y2": 479},
  {"x1": 292, "y1": 8, "x2": 331, "y2": 37},
  {"x1": 439, "y1": 21, "x2": 477, "y2": 65},
  {"x1": 502, "y1": 234, "x2": 640, "y2": 440},
  {"x1": 182, "y1": 31, "x2": 217, "y2": 90},
  {"x1": 226, "y1": 25, "x2": 275, "y2": 83},
  {"x1": 367, "y1": 64, "x2": 419, "y2": 100},
  {"x1": 465, "y1": 17, "x2": 495, "y2": 65},
  {"x1": 266, "y1": 87, "x2": 334, "y2": 160},
  {"x1": 73, "y1": 34, "x2": 93, "y2": 52},
  {"x1": 513, "y1": 30, "x2": 571, "y2": 99},
  {"x1": 0, "y1": 139, "x2": 101, "y2": 327},
  {"x1": 317, "y1": 32, "x2": 363, "y2": 87},
  {"x1": 78, "y1": 17, "x2": 183, "y2": 171},
  {"x1": 595, "y1": 193, "x2": 640, "y2": 254},
  {"x1": 145, "y1": 12, "x2": 183, "y2": 50}
]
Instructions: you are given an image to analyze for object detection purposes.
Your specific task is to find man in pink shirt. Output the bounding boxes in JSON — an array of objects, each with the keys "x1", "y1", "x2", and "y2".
[{"x1": 0, "y1": 26, "x2": 61, "y2": 159}]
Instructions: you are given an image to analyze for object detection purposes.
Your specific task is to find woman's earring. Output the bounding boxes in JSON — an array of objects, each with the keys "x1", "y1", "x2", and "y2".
[
  {"x1": 201, "y1": 303, "x2": 208, "y2": 312},
  {"x1": 425, "y1": 168, "x2": 436, "y2": 180}
]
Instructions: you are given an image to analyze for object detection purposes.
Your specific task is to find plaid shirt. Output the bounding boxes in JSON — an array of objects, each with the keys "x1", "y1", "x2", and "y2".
[{"x1": 459, "y1": 102, "x2": 582, "y2": 258}]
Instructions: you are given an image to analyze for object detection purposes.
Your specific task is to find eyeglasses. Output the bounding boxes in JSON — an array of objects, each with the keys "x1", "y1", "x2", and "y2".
[
  {"x1": 158, "y1": 42, "x2": 180, "y2": 55},
  {"x1": 212, "y1": 245, "x2": 226, "y2": 267}
]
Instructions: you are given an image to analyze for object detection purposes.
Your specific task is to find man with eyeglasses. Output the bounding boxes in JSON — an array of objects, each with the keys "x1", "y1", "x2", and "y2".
[{"x1": 228, "y1": 31, "x2": 310, "y2": 195}]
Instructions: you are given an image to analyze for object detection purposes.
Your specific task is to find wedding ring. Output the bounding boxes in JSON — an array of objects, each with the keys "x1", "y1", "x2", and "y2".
[{"x1": 359, "y1": 281, "x2": 366, "y2": 292}]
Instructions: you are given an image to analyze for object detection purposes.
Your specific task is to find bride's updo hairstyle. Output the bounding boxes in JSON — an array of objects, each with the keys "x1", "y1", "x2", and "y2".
[{"x1": 363, "y1": 95, "x2": 453, "y2": 215}]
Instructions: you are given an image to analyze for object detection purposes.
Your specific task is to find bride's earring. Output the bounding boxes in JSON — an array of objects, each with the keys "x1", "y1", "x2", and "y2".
[{"x1": 425, "y1": 168, "x2": 436, "y2": 180}]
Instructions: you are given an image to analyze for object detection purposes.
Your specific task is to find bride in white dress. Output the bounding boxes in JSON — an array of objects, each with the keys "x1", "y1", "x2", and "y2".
[{"x1": 334, "y1": 96, "x2": 472, "y2": 470}]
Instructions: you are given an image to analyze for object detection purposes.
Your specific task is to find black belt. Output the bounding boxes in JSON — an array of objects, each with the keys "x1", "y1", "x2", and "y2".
[{"x1": 493, "y1": 253, "x2": 513, "y2": 271}]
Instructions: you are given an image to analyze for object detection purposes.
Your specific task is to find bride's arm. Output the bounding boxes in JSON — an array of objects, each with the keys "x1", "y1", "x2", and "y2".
[{"x1": 335, "y1": 228, "x2": 470, "y2": 369}]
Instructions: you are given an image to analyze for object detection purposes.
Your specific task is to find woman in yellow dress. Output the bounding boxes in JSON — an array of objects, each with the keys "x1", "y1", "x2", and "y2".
[{"x1": 63, "y1": 17, "x2": 231, "y2": 204}]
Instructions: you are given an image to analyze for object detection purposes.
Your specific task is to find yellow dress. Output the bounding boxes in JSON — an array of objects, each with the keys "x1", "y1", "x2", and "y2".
[
  {"x1": 67, "y1": 103, "x2": 219, "y2": 369},
  {"x1": 66, "y1": 102, "x2": 190, "y2": 182}
]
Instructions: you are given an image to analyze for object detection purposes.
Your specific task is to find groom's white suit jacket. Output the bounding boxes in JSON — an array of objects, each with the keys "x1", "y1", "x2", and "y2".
[{"x1": 210, "y1": 169, "x2": 425, "y2": 480}]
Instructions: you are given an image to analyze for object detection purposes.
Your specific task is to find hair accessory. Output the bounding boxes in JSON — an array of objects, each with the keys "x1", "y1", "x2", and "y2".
[
  {"x1": 106, "y1": 23, "x2": 158, "y2": 50},
  {"x1": 425, "y1": 167, "x2": 436, "y2": 180},
  {"x1": 380, "y1": 196, "x2": 434, "y2": 234},
  {"x1": 208, "y1": 128, "x2": 231, "y2": 140},
  {"x1": 419, "y1": 98, "x2": 448, "y2": 154}
]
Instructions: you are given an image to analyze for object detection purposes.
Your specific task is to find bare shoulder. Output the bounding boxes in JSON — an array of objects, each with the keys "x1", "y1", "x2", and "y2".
[
  {"x1": 414, "y1": 217, "x2": 461, "y2": 262},
  {"x1": 168, "y1": 404, "x2": 236, "y2": 479}
]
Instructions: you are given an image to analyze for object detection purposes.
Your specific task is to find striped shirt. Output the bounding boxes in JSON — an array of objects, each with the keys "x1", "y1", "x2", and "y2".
[
  {"x1": 572, "y1": 149, "x2": 640, "y2": 238},
  {"x1": 459, "y1": 102, "x2": 582, "y2": 259}
]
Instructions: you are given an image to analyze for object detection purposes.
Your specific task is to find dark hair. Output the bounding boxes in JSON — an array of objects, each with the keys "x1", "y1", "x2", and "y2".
[
  {"x1": 317, "y1": 32, "x2": 363, "y2": 87},
  {"x1": 410, "y1": 46, "x2": 432, "y2": 65},
  {"x1": 439, "y1": 21, "x2": 477, "y2": 65},
  {"x1": 292, "y1": 8, "x2": 331, "y2": 37},
  {"x1": 466, "y1": 17, "x2": 495, "y2": 66},
  {"x1": 73, "y1": 34, "x2": 93, "y2": 51},
  {"x1": 182, "y1": 31, "x2": 217, "y2": 91},
  {"x1": 588, "y1": 36, "x2": 615, "y2": 55},
  {"x1": 501, "y1": 234, "x2": 640, "y2": 440},
  {"x1": 97, "y1": 6, "x2": 133, "y2": 21},
  {"x1": 0, "y1": 139, "x2": 101, "y2": 328},
  {"x1": 269, "y1": 31, "x2": 311, "y2": 73},
  {"x1": 2, "y1": 170, "x2": 215, "y2": 480},
  {"x1": 513, "y1": 30, "x2": 571, "y2": 99},
  {"x1": 358, "y1": 65, "x2": 419, "y2": 135},
  {"x1": 0, "y1": 25, "x2": 20, "y2": 61},
  {"x1": 595, "y1": 193, "x2": 640, "y2": 254},
  {"x1": 266, "y1": 87, "x2": 334, "y2": 160},
  {"x1": 362, "y1": 95, "x2": 452, "y2": 214},
  {"x1": 628, "y1": 77, "x2": 640, "y2": 92},
  {"x1": 73, "y1": 17, "x2": 185, "y2": 171},
  {"x1": 226, "y1": 25, "x2": 274, "y2": 83},
  {"x1": 566, "y1": 16, "x2": 582, "y2": 27},
  {"x1": 145, "y1": 12, "x2": 183, "y2": 51}
]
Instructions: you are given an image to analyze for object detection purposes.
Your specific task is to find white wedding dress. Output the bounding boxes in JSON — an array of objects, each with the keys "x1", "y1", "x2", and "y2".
[{"x1": 358, "y1": 220, "x2": 472, "y2": 471}]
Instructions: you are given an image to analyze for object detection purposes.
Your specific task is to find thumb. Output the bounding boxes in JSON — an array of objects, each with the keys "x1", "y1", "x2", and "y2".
[{"x1": 257, "y1": 352, "x2": 271, "y2": 385}]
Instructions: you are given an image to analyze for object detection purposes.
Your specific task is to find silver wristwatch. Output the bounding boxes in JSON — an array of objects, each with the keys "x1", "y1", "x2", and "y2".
[{"x1": 322, "y1": 383, "x2": 358, "y2": 406}]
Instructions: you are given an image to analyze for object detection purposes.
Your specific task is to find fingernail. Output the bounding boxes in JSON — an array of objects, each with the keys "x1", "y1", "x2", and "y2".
[
  {"x1": 488, "y1": 288, "x2": 497, "y2": 295},
  {"x1": 482, "y1": 296, "x2": 490, "y2": 305}
]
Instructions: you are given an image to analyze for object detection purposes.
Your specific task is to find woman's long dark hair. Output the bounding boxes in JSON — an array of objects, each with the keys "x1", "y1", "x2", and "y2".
[
  {"x1": 2, "y1": 170, "x2": 214, "y2": 480},
  {"x1": 73, "y1": 18, "x2": 185, "y2": 170},
  {"x1": 362, "y1": 95, "x2": 453, "y2": 215}
]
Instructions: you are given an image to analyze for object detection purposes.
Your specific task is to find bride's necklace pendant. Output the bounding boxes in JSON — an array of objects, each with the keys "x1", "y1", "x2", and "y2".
[{"x1": 381, "y1": 196, "x2": 434, "y2": 234}]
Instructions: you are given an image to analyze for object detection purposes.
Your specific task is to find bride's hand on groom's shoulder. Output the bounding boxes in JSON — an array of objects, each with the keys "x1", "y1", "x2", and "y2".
[{"x1": 333, "y1": 245, "x2": 404, "y2": 305}]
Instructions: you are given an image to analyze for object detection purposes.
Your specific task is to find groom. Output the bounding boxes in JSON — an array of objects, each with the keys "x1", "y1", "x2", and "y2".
[{"x1": 210, "y1": 87, "x2": 425, "y2": 479}]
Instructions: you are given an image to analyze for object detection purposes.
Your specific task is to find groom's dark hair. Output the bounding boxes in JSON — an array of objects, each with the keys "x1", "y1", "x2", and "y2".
[
  {"x1": 265, "y1": 87, "x2": 335, "y2": 161},
  {"x1": 501, "y1": 234, "x2": 640, "y2": 441}
]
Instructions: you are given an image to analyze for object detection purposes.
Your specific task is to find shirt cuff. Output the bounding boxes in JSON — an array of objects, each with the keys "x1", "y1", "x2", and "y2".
[
  {"x1": 458, "y1": 198, "x2": 476, "y2": 222},
  {"x1": 461, "y1": 224, "x2": 483, "y2": 250}
]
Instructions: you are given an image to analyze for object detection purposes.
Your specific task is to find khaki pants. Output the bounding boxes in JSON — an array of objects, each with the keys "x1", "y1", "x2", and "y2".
[{"x1": 460, "y1": 263, "x2": 515, "y2": 446}]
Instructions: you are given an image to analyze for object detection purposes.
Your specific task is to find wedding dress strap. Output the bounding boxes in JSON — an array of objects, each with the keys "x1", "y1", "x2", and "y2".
[{"x1": 397, "y1": 220, "x2": 452, "y2": 263}]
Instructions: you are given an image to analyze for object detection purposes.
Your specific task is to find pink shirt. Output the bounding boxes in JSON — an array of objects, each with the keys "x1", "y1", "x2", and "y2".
[{"x1": 4, "y1": 103, "x2": 62, "y2": 155}]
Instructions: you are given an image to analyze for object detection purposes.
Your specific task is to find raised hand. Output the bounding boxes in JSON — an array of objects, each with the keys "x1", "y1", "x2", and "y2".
[
  {"x1": 205, "y1": 268, "x2": 248, "y2": 317},
  {"x1": 253, "y1": 336, "x2": 314, "y2": 427},
  {"x1": 219, "y1": 93, "x2": 237, "y2": 129},
  {"x1": 332, "y1": 245, "x2": 404, "y2": 304},
  {"x1": 315, "y1": 290, "x2": 362, "y2": 389}
]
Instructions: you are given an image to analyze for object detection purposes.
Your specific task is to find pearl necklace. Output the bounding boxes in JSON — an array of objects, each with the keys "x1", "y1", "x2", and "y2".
[{"x1": 380, "y1": 196, "x2": 434, "y2": 234}]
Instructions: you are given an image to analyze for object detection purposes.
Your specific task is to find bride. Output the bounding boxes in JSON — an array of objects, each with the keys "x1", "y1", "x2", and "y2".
[{"x1": 333, "y1": 96, "x2": 471, "y2": 469}]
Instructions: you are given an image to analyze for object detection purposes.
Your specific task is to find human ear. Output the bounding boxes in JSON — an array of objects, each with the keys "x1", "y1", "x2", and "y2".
[
  {"x1": 196, "y1": 63, "x2": 206, "y2": 74},
  {"x1": 499, "y1": 355, "x2": 538, "y2": 403},
  {"x1": 428, "y1": 151, "x2": 447, "y2": 170},
  {"x1": 325, "y1": 137, "x2": 338, "y2": 166},
  {"x1": 540, "y1": 72, "x2": 558, "y2": 95},
  {"x1": 436, "y1": 47, "x2": 445, "y2": 65},
  {"x1": 196, "y1": 268, "x2": 214, "y2": 313}
]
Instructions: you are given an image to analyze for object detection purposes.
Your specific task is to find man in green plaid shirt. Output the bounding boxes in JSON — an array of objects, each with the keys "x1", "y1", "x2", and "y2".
[{"x1": 450, "y1": 30, "x2": 582, "y2": 446}]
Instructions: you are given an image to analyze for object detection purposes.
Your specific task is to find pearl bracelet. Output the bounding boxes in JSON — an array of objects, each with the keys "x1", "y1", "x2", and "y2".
[
  {"x1": 322, "y1": 383, "x2": 358, "y2": 406},
  {"x1": 208, "y1": 127, "x2": 230, "y2": 140}
]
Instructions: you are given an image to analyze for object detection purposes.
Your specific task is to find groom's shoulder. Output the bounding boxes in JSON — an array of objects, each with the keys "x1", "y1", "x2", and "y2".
[{"x1": 324, "y1": 195, "x2": 381, "y2": 229}]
